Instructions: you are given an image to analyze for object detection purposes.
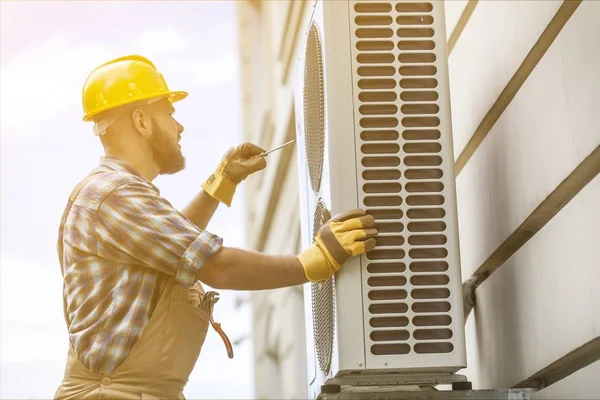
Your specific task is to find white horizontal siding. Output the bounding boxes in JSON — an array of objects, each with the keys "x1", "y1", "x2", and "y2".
[
  {"x1": 456, "y1": 0, "x2": 600, "y2": 279},
  {"x1": 448, "y1": 0, "x2": 562, "y2": 157},
  {"x1": 533, "y1": 360, "x2": 600, "y2": 399},
  {"x1": 443, "y1": 0, "x2": 468, "y2": 39},
  {"x1": 462, "y1": 175, "x2": 600, "y2": 388}
]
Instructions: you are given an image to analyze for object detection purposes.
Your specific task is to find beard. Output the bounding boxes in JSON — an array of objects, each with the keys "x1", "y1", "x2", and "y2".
[{"x1": 149, "y1": 117, "x2": 185, "y2": 175}]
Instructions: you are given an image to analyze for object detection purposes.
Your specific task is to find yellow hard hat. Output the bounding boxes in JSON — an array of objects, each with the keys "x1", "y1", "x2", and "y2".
[{"x1": 82, "y1": 55, "x2": 187, "y2": 122}]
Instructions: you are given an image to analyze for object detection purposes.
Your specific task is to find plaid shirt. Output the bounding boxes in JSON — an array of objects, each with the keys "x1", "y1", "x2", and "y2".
[{"x1": 58, "y1": 156, "x2": 223, "y2": 375}]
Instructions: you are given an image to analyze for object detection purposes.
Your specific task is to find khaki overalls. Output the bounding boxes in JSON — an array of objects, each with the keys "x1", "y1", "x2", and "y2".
[{"x1": 54, "y1": 173, "x2": 214, "y2": 399}]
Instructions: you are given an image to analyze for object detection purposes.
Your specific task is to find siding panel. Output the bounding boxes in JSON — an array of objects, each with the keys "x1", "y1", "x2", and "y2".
[
  {"x1": 443, "y1": 0, "x2": 469, "y2": 40},
  {"x1": 448, "y1": 1, "x2": 562, "y2": 157},
  {"x1": 533, "y1": 360, "x2": 600, "y2": 399},
  {"x1": 456, "y1": 1, "x2": 600, "y2": 280},
  {"x1": 463, "y1": 176, "x2": 600, "y2": 388}
]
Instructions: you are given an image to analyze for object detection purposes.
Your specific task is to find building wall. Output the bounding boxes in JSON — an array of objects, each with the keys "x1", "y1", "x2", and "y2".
[
  {"x1": 447, "y1": 1, "x2": 600, "y2": 395},
  {"x1": 235, "y1": 1, "x2": 600, "y2": 399},
  {"x1": 236, "y1": 1, "x2": 312, "y2": 398}
]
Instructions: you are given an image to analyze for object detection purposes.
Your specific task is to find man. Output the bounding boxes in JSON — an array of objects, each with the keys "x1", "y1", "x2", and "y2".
[{"x1": 54, "y1": 55, "x2": 377, "y2": 399}]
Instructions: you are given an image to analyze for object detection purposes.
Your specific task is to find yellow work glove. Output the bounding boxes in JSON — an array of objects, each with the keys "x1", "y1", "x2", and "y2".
[
  {"x1": 202, "y1": 142, "x2": 267, "y2": 207},
  {"x1": 297, "y1": 209, "x2": 378, "y2": 282}
]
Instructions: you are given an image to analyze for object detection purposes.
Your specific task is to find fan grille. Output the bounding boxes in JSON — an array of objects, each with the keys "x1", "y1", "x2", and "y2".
[
  {"x1": 311, "y1": 198, "x2": 335, "y2": 374},
  {"x1": 303, "y1": 22, "x2": 326, "y2": 194}
]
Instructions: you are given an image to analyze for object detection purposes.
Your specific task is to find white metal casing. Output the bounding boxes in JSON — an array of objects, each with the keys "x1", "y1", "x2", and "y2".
[{"x1": 293, "y1": 1, "x2": 466, "y2": 397}]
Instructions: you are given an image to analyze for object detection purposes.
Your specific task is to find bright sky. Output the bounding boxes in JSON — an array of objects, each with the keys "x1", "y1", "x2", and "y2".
[{"x1": 0, "y1": 1, "x2": 255, "y2": 398}]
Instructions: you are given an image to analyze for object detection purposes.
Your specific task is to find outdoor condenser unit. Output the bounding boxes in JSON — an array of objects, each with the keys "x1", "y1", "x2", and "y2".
[{"x1": 292, "y1": 0, "x2": 466, "y2": 397}]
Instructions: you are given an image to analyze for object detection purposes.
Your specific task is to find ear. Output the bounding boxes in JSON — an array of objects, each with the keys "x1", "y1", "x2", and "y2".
[{"x1": 131, "y1": 109, "x2": 152, "y2": 138}]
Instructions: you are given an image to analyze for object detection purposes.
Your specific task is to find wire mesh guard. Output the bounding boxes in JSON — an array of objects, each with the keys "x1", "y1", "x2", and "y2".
[
  {"x1": 303, "y1": 22, "x2": 326, "y2": 194},
  {"x1": 311, "y1": 198, "x2": 335, "y2": 374}
]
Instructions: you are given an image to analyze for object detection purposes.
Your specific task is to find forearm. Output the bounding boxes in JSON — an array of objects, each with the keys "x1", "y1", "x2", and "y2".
[
  {"x1": 197, "y1": 247, "x2": 308, "y2": 290},
  {"x1": 181, "y1": 190, "x2": 219, "y2": 230}
]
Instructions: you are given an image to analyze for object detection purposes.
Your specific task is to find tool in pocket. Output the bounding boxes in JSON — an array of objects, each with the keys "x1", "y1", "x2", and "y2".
[
  {"x1": 188, "y1": 283, "x2": 234, "y2": 359},
  {"x1": 202, "y1": 291, "x2": 234, "y2": 359}
]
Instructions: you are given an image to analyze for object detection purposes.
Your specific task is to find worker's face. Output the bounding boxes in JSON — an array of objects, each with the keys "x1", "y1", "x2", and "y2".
[{"x1": 147, "y1": 102, "x2": 185, "y2": 174}]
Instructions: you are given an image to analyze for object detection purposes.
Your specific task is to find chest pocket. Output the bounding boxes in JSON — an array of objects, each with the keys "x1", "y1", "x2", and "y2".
[{"x1": 60, "y1": 172, "x2": 135, "y2": 262}]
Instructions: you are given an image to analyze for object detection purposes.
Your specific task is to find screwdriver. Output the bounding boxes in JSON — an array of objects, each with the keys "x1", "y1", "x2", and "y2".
[{"x1": 258, "y1": 139, "x2": 296, "y2": 157}]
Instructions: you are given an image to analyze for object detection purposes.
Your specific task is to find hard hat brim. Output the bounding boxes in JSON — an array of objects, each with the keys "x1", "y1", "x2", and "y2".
[{"x1": 82, "y1": 90, "x2": 188, "y2": 122}]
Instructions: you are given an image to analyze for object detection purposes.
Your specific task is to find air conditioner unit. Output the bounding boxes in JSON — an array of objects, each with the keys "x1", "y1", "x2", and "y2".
[{"x1": 292, "y1": 1, "x2": 466, "y2": 397}]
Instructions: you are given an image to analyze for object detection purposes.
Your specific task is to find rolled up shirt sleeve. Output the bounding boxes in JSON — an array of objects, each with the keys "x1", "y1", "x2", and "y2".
[{"x1": 96, "y1": 180, "x2": 223, "y2": 288}]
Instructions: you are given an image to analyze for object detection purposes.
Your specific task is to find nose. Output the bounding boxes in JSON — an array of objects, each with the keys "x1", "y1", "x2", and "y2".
[{"x1": 176, "y1": 120, "x2": 184, "y2": 134}]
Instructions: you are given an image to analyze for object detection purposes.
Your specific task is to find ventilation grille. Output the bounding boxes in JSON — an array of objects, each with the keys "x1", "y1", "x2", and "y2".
[
  {"x1": 303, "y1": 22, "x2": 326, "y2": 194},
  {"x1": 311, "y1": 198, "x2": 336, "y2": 374},
  {"x1": 351, "y1": 1, "x2": 455, "y2": 358}
]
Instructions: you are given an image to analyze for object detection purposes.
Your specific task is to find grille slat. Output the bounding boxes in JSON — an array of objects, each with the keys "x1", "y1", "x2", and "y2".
[{"x1": 352, "y1": 0, "x2": 454, "y2": 359}]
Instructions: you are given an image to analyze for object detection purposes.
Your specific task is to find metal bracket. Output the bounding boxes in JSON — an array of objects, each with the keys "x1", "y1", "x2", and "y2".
[
  {"x1": 319, "y1": 389, "x2": 534, "y2": 400},
  {"x1": 317, "y1": 372, "x2": 533, "y2": 400},
  {"x1": 326, "y1": 372, "x2": 468, "y2": 387}
]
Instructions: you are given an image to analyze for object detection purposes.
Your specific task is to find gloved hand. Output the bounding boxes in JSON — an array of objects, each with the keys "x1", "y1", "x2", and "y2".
[
  {"x1": 297, "y1": 209, "x2": 378, "y2": 282},
  {"x1": 202, "y1": 142, "x2": 267, "y2": 207}
]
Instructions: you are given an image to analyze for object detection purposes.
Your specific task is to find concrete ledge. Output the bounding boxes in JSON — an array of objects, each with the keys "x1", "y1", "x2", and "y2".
[{"x1": 321, "y1": 389, "x2": 533, "y2": 400}]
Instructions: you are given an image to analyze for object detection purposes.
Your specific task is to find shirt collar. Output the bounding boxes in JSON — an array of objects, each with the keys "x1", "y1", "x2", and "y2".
[{"x1": 98, "y1": 155, "x2": 161, "y2": 194}]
